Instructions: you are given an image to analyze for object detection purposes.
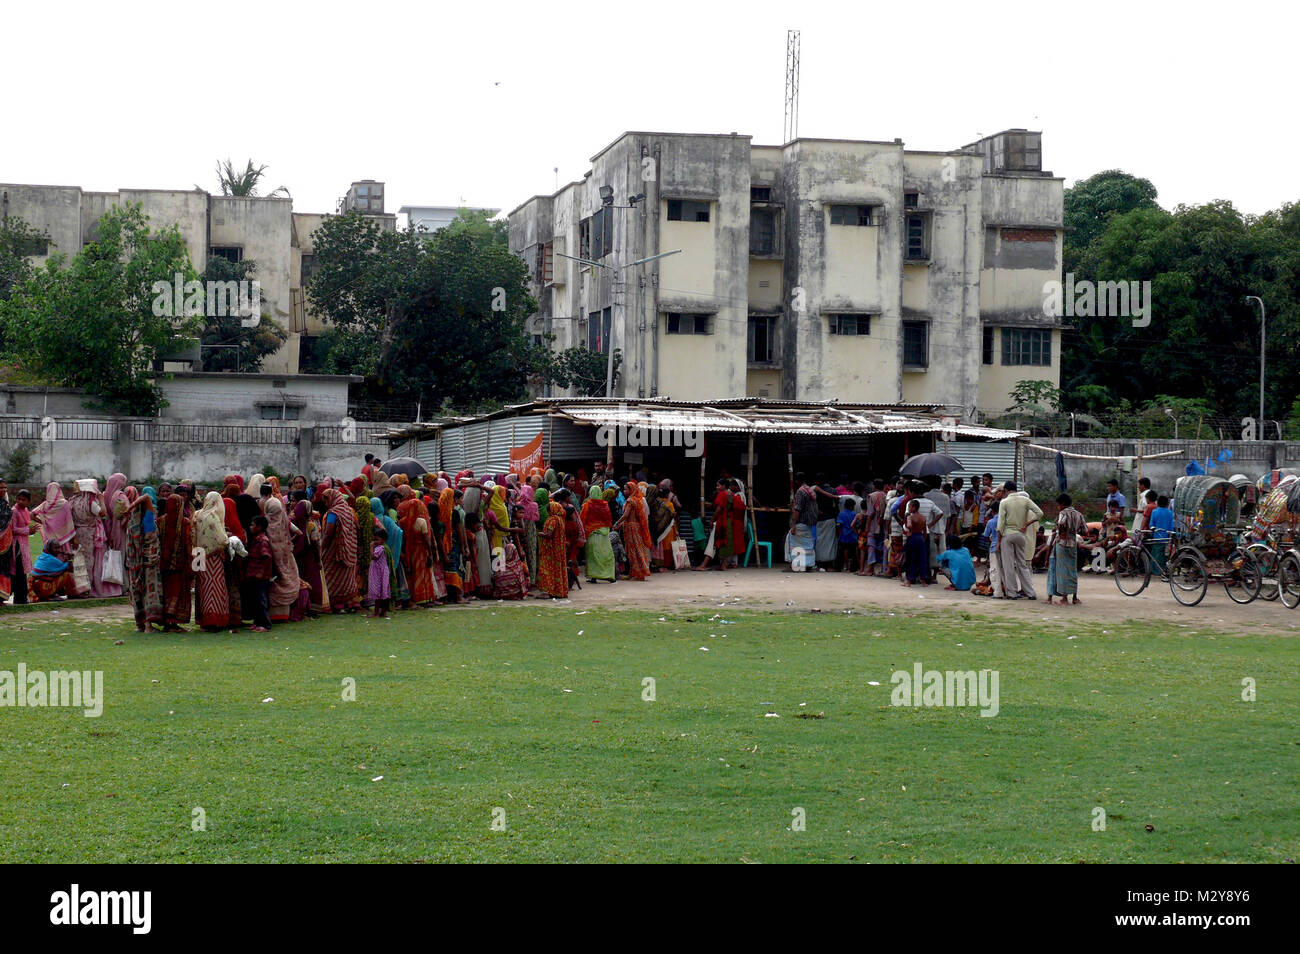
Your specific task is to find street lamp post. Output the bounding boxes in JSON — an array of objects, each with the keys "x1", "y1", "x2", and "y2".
[{"x1": 1245, "y1": 295, "x2": 1266, "y2": 437}]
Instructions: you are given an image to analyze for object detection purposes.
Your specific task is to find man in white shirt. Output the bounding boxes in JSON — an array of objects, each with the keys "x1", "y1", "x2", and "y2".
[{"x1": 997, "y1": 481, "x2": 1044, "y2": 600}]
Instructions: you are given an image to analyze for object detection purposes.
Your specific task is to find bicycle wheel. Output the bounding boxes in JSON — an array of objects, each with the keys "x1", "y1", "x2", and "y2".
[
  {"x1": 1223, "y1": 547, "x2": 1262, "y2": 604},
  {"x1": 1246, "y1": 542, "x2": 1279, "y2": 601},
  {"x1": 1113, "y1": 545, "x2": 1150, "y2": 596},
  {"x1": 1168, "y1": 548, "x2": 1208, "y2": 607},
  {"x1": 1279, "y1": 551, "x2": 1300, "y2": 609}
]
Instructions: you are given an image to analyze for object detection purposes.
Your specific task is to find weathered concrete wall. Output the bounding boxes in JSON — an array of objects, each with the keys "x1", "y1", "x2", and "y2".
[
  {"x1": 0, "y1": 184, "x2": 82, "y2": 264},
  {"x1": 158, "y1": 372, "x2": 353, "y2": 422}
]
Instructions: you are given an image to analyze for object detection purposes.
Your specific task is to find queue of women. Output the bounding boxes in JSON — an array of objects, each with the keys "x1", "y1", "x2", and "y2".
[{"x1": 3, "y1": 463, "x2": 682, "y2": 632}]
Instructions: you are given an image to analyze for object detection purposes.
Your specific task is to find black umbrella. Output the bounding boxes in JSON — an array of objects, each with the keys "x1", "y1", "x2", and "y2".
[
  {"x1": 379, "y1": 457, "x2": 428, "y2": 480},
  {"x1": 899, "y1": 452, "x2": 964, "y2": 478}
]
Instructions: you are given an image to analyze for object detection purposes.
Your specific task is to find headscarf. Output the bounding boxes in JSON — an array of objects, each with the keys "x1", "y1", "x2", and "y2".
[
  {"x1": 222, "y1": 497, "x2": 245, "y2": 543},
  {"x1": 518, "y1": 485, "x2": 539, "y2": 522},
  {"x1": 352, "y1": 492, "x2": 374, "y2": 562},
  {"x1": 267, "y1": 476, "x2": 282, "y2": 498},
  {"x1": 224, "y1": 474, "x2": 245, "y2": 493},
  {"x1": 160, "y1": 493, "x2": 190, "y2": 571},
  {"x1": 581, "y1": 483, "x2": 612, "y2": 532},
  {"x1": 370, "y1": 469, "x2": 393, "y2": 496},
  {"x1": 291, "y1": 497, "x2": 315, "y2": 551},
  {"x1": 647, "y1": 485, "x2": 674, "y2": 539},
  {"x1": 33, "y1": 482, "x2": 76, "y2": 546},
  {"x1": 543, "y1": 468, "x2": 557, "y2": 489},
  {"x1": 534, "y1": 487, "x2": 550, "y2": 511},
  {"x1": 102, "y1": 472, "x2": 127, "y2": 548},
  {"x1": 487, "y1": 485, "x2": 510, "y2": 539},
  {"x1": 194, "y1": 491, "x2": 228, "y2": 553},
  {"x1": 393, "y1": 474, "x2": 410, "y2": 487},
  {"x1": 142, "y1": 486, "x2": 158, "y2": 507},
  {"x1": 348, "y1": 476, "x2": 367, "y2": 499},
  {"x1": 247, "y1": 474, "x2": 266, "y2": 499}
]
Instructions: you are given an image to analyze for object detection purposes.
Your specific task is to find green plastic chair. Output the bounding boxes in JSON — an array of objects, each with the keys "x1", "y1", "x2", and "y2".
[{"x1": 744, "y1": 516, "x2": 772, "y2": 568}]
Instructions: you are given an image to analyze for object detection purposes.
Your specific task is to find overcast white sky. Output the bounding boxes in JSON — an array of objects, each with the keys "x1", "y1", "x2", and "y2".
[{"x1": 4, "y1": 0, "x2": 1296, "y2": 220}]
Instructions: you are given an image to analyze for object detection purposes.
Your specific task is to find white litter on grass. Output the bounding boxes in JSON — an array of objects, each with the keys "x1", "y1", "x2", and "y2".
[
  {"x1": 1067, "y1": 635, "x2": 1078, "y2": 640},
  {"x1": 699, "y1": 647, "x2": 709, "y2": 652},
  {"x1": 577, "y1": 630, "x2": 584, "y2": 636},
  {"x1": 562, "y1": 689, "x2": 573, "y2": 693},
  {"x1": 764, "y1": 712, "x2": 780, "y2": 718},
  {"x1": 371, "y1": 776, "x2": 383, "y2": 782},
  {"x1": 389, "y1": 654, "x2": 396, "y2": 658},
  {"x1": 575, "y1": 611, "x2": 589, "y2": 615},
  {"x1": 867, "y1": 681, "x2": 881, "y2": 686},
  {"x1": 261, "y1": 697, "x2": 273, "y2": 703},
  {"x1": 61, "y1": 783, "x2": 70, "y2": 788}
]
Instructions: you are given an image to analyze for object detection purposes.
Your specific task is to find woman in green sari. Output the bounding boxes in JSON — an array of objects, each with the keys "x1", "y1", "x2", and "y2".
[{"x1": 580, "y1": 484, "x2": 615, "y2": 582}]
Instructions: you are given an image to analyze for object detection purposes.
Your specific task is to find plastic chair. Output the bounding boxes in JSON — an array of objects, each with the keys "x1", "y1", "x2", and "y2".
[{"x1": 744, "y1": 516, "x2": 772, "y2": 568}]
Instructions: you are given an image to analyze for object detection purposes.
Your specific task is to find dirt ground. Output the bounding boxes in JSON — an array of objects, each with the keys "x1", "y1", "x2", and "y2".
[{"x1": 5, "y1": 567, "x2": 1297, "y2": 636}]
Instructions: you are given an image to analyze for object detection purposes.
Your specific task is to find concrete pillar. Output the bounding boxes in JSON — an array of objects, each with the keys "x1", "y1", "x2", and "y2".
[{"x1": 298, "y1": 424, "x2": 314, "y2": 478}]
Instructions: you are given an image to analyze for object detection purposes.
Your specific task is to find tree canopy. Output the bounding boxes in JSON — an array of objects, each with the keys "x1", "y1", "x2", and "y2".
[{"x1": 0, "y1": 204, "x2": 201, "y2": 414}]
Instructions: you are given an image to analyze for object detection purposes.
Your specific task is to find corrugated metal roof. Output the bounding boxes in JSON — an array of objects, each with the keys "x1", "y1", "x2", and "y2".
[{"x1": 385, "y1": 398, "x2": 1023, "y2": 443}]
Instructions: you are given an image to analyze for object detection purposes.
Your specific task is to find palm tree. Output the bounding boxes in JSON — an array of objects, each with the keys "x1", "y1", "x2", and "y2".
[{"x1": 211, "y1": 159, "x2": 289, "y2": 198}]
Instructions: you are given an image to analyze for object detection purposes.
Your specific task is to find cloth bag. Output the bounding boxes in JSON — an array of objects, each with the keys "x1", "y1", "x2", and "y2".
[
  {"x1": 671, "y1": 538, "x2": 690, "y2": 569},
  {"x1": 102, "y1": 549, "x2": 125, "y2": 585},
  {"x1": 70, "y1": 551, "x2": 91, "y2": 594}
]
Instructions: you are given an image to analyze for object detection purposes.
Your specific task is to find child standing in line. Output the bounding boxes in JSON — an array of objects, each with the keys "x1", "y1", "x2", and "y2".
[
  {"x1": 836, "y1": 497, "x2": 858, "y2": 572},
  {"x1": 244, "y1": 515, "x2": 274, "y2": 632},
  {"x1": 369, "y1": 526, "x2": 392, "y2": 617}
]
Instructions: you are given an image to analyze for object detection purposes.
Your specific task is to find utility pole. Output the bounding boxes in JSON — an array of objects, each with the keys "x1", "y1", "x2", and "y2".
[{"x1": 784, "y1": 30, "x2": 801, "y2": 143}]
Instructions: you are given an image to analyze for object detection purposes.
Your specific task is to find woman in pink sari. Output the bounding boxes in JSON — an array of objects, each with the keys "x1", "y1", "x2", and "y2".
[
  {"x1": 31, "y1": 483, "x2": 82, "y2": 593},
  {"x1": 100, "y1": 472, "x2": 128, "y2": 597},
  {"x1": 265, "y1": 497, "x2": 306, "y2": 622}
]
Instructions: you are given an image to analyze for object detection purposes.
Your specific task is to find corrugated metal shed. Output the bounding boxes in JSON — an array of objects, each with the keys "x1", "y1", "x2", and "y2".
[{"x1": 941, "y1": 439, "x2": 1021, "y2": 486}]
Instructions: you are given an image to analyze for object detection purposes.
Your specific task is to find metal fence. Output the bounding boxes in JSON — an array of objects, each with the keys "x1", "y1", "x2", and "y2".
[{"x1": 133, "y1": 423, "x2": 300, "y2": 444}]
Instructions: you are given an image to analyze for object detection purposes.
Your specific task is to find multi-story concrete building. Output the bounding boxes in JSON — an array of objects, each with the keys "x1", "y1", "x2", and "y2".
[
  {"x1": 507, "y1": 128, "x2": 1063, "y2": 417},
  {"x1": 1, "y1": 179, "x2": 397, "y2": 376},
  {"x1": 398, "y1": 204, "x2": 499, "y2": 236}
]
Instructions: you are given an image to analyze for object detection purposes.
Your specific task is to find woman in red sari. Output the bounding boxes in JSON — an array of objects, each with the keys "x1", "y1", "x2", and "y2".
[
  {"x1": 729, "y1": 479, "x2": 748, "y2": 568},
  {"x1": 291, "y1": 495, "x2": 325, "y2": 616},
  {"x1": 615, "y1": 481, "x2": 652, "y2": 580},
  {"x1": 221, "y1": 495, "x2": 244, "y2": 628},
  {"x1": 398, "y1": 487, "x2": 437, "y2": 606},
  {"x1": 320, "y1": 488, "x2": 360, "y2": 613},
  {"x1": 160, "y1": 491, "x2": 194, "y2": 631},
  {"x1": 536, "y1": 498, "x2": 568, "y2": 598}
]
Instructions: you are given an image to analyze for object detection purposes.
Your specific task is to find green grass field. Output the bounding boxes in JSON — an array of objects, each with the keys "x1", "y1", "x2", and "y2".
[{"x1": 1, "y1": 605, "x2": 1295, "y2": 863}]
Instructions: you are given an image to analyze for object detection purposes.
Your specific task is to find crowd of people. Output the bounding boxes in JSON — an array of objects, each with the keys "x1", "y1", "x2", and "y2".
[
  {"x1": 784, "y1": 471, "x2": 1176, "y2": 606},
  {"x1": 0, "y1": 457, "x2": 694, "y2": 631},
  {"x1": 0, "y1": 456, "x2": 1178, "y2": 627}
]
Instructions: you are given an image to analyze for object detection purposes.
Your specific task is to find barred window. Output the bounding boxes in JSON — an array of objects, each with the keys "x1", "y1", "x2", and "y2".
[{"x1": 1001, "y1": 327, "x2": 1051, "y2": 366}]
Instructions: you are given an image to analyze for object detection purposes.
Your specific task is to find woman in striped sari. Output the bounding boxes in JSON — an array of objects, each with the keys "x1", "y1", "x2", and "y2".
[
  {"x1": 192, "y1": 491, "x2": 230, "y2": 631},
  {"x1": 320, "y1": 488, "x2": 360, "y2": 613}
]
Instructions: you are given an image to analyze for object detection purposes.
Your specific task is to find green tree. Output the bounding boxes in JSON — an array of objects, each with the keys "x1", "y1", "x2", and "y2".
[
  {"x1": 307, "y1": 210, "x2": 539, "y2": 408},
  {"x1": 209, "y1": 159, "x2": 288, "y2": 198},
  {"x1": 0, "y1": 204, "x2": 201, "y2": 414},
  {"x1": 0, "y1": 215, "x2": 51, "y2": 303},
  {"x1": 198, "y1": 256, "x2": 287, "y2": 371},
  {"x1": 1063, "y1": 169, "x2": 1160, "y2": 273}
]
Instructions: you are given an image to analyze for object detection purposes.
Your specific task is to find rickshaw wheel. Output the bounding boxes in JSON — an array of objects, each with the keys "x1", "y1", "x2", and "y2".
[
  {"x1": 1113, "y1": 544, "x2": 1151, "y2": 596},
  {"x1": 1223, "y1": 547, "x2": 1262, "y2": 604},
  {"x1": 1245, "y1": 542, "x2": 1280, "y2": 601},
  {"x1": 1168, "y1": 547, "x2": 1208, "y2": 607},
  {"x1": 1278, "y1": 551, "x2": 1300, "y2": 609}
]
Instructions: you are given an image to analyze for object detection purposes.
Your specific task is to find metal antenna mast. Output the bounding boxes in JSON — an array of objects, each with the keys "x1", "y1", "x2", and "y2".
[{"x1": 783, "y1": 29, "x2": 800, "y2": 143}]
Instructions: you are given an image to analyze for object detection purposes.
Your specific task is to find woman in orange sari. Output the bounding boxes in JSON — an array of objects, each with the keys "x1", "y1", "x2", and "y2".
[
  {"x1": 437, "y1": 487, "x2": 460, "y2": 597},
  {"x1": 615, "y1": 481, "x2": 651, "y2": 580},
  {"x1": 398, "y1": 486, "x2": 437, "y2": 606},
  {"x1": 536, "y1": 493, "x2": 568, "y2": 598}
]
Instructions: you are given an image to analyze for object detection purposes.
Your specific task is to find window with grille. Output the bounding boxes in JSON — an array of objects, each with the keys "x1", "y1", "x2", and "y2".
[
  {"x1": 747, "y1": 315, "x2": 775, "y2": 362},
  {"x1": 209, "y1": 246, "x2": 243, "y2": 263},
  {"x1": 903, "y1": 320, "x2": 928, "y2": 368},
  {"x1": 587, "y1": 307, "x2": 611, "y2": 353},
  {"x1": 667, "y1": 199, "x2": 711, "y2": 222},
  {"x1": 1001, "y1": 327, "x2": 1051, "y2": 366},
  {"x1": 750, "y1": 207, "x2": 777, "y2": 255},
  {"x1": 666, "y1": 313, "x2": 712, "y2": 335},
  {"x1": 751, "y1": 186, "x2": 773, "y2": 202},
  {"x1": 827, "y1": 314, "x2": 870, "y2": 336},
  {"x1": 829, "y1": 204, "x2": 878, "y2": 226},
  {"x1": 982, "y1": 327, "x2": 994, "y2": 365},
  {"x1": 905, "y1": 213, "x2": 931, "y2": 260}
]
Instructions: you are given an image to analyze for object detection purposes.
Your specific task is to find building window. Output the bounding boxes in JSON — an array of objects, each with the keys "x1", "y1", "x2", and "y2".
[
  {"x1": 905, "y1": 213, "x2": 931, "y2": 260},
  {"x1": 587, "y1": 307, "x2": 612, "y2": 353},
  {"x1": 300, "y1": 253, "x2": 318, "y2": 284},
  {"x1": 902, "y1": 320, "x2": 928, "y2": 369},
  {"x1": 667, "y1": 199, "x2": 710, "y2": 222},
  {"x1": 210, "y1": 246, "x2": 243, "y2": 263},
  {"x1": 904, "y1": 191, "x2": 919, "y2": 208},
  {"x1": 1001, "y1": 327, "x2": 1052, "y2": 366},
  {"x1": 982, "y1": 327, "x2": 994, "y2": 365},
  {"x1": 751, "y1": 186, "x2": 773, "y2": 202},
  {"x1": 257, "y1": 404, "x2": 301, "y2": 420},
  {"x1": 750, "y1": 207, "x2": 777, "y2": 255},
  {"x1": 579, "y1": 218, "x2": 591, "y2": 260},
  {"x1": 747, "y1": 315, "x2": 775, "y2": 363},
  {"x1": 829, "y1": 204, "x2": 878, "y2": 227},
  {"x1": 666, "y1": 313, "x2": 712, "y2": 335},
  {"x1": 827, "y1": 314, "x2": 870, "y2": 336}
]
